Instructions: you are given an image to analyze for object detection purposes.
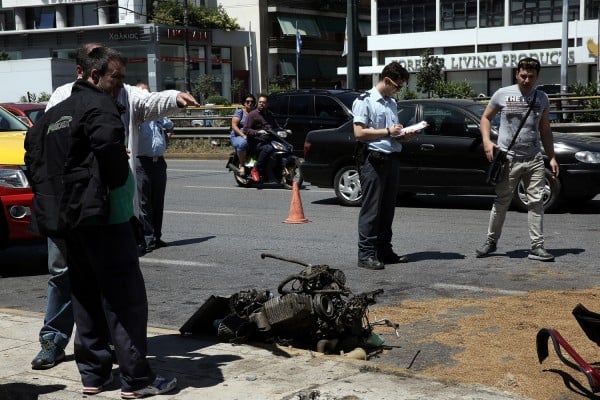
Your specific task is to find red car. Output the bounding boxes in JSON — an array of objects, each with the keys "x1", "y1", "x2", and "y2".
[
  {"x1": 0, "y1": 106, "x2": 40, "y2": 248},
  {"x1": 0, "y1": 102, "x2": 46, "y2": 127}
]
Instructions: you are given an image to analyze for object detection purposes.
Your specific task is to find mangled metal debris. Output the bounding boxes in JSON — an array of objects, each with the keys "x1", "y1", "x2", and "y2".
[{"x1": 180, "y1": 253, "x2": 395, "y2": 356}]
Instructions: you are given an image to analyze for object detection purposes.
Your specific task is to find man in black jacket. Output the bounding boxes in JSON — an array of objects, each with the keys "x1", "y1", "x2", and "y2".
[
  {"x1": 25, "y1": 47, "x2": 176, "y2": 398},
  {"x1": 243, "y1": 93, "x2": 283, "y2": 182}
]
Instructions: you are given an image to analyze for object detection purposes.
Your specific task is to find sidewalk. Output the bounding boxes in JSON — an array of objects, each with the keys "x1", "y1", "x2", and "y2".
[{"x1": 0, "y1": 308, "x2": 529, "y2": 400}]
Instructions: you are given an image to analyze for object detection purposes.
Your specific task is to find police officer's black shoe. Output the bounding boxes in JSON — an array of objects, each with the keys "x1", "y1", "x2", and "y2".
[
  {"x1": 379, "y1": 251, "x2": 408, "y2": 264},
  {"x1": 358, "y1": 257, "x2": 384, "y2": 270}
]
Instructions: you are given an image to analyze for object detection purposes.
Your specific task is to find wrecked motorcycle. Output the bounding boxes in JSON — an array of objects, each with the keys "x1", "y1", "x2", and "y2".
[
  {"x1": 225, "y1": 129, "x2": 302, "y2": 189},
  {"x1": 180, "y1": 253, "x2": 391, "y2": 354},
  {"x1": 537, "y1": 303, "x2": 600, "y2": 392}
]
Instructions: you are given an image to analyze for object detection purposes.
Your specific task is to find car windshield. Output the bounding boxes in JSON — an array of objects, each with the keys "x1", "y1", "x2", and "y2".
[{"x1": 0, "y1": 107, "x2": 29, "y2": 131}]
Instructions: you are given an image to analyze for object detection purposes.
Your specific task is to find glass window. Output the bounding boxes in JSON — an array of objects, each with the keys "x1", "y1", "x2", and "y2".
[
  {"x1": 480, "y1": 0, "x2": 504, "y2": 27},
  {"x1": 288, "y1": 95, "x2": 314, "y2": 116},
  {"x1": 585, "y1": 0, "x2": 600, "y2": 19},
  {"x1": 397, "y1": 104, "x2": 418, "y2": 126},
  {"x1": 510, "y1": 0, "x2": 579, "y2": 25},
  {"x1": 441, "y1": 0, "x2": 477, "y2": 30},
  {"x1": 315, "y1": 96, "x2": 344, "y2": 118},
  {"x1": 423, "y1": 106, "x2": 468, "y2": 137},
  {"x1": 25, "y1": 7, "x2": 55, "y2": 29},
  {"x1": 378, "y1": 0, "x2": 436, "y2": 33},
  {"x1": 67, "y1": 3, "x2": 99, "y2": 27},
  {"x1": 0, "y1": 10, "x2": 16, "y2": 31},
  {"x1": 268, "y1": 95, "x2": 289, "y2": 116}
]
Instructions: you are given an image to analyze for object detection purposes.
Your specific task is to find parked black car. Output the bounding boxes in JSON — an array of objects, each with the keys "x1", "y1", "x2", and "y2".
[
  {"x1": 268, "y1": 89, "x2": 362, "y2": 156},
  {"x1": 301, "y1": 98, "x2": 600, "y2": 212}
]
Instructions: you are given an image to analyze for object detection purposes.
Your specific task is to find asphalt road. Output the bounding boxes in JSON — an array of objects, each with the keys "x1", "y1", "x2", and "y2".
[{"x1": 1, "y1": 158, "x2": 600, "y2": 336}]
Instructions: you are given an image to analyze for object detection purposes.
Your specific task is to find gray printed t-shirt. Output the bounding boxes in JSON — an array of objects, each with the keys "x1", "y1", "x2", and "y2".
[{"x1": 488, "y1": 84, "x2": 549, "y2": 158}]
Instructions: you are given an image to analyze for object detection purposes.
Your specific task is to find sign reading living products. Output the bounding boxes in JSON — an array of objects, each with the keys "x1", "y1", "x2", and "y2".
[{"x1": 390, "y1": 49, "x2": 577, "y2": 73}]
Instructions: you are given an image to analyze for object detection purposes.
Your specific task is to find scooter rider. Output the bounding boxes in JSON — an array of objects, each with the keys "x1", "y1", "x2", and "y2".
[{"x1": 243, "y1": 93, "x2": 283, "y2": 183}]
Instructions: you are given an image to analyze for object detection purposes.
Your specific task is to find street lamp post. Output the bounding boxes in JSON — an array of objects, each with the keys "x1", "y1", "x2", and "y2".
[{"x1": 183, "y1": 0, "x2": 191, "y2": 92}]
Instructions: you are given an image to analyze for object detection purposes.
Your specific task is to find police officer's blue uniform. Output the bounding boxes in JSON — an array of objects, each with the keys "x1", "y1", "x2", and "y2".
[{"x1": 352, "y1": 87, "x2": 404, "y2": 268}]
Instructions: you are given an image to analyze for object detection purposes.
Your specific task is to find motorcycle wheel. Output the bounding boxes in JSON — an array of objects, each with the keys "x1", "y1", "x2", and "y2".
[
  {"x1": 281, "y1": 158, "x2": 303, "y2": 190},
  {"x1": 234, "y1": 171, "x2": 252, "y2": 187}
]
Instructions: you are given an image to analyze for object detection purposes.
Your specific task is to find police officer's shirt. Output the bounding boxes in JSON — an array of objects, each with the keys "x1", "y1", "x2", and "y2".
[
  {"x1": 352, "y1": 87, "x2": 402, "y2": 154},
  {"x1": 488, "y1": 85, "x2": 549, "y2": 159}
]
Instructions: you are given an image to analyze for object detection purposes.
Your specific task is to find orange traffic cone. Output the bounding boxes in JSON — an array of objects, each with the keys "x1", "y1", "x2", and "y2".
[{"x1": 284, "y1": 181, "x2": 310, "y2": 224}]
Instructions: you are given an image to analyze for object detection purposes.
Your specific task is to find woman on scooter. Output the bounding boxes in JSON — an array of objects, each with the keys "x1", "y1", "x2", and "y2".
[{"x1": 230, "y1": 94, "x2": 256, "y2": 176}]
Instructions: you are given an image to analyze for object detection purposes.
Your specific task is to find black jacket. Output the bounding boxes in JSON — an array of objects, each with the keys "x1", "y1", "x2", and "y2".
[{"x1": 25, "y1": 80, "x2": 129, "y2": 236}]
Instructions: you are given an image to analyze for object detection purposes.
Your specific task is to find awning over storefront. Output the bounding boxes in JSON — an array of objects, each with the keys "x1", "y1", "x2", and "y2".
[
  {"x1": 279, "y1": 59, "x2": 296, "y2": 76},
  {"x1": 277, "y1": 16, "x2": 321, "y2": 37}
]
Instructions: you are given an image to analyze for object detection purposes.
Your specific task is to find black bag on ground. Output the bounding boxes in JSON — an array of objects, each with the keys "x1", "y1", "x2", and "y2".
[{"x1": 485, "y1": 149, "x2": 507, "y2": 185}]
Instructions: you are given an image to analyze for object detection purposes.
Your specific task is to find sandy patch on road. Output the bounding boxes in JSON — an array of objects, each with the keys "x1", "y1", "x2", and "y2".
[{"x1": 373, "y1": 287, "x2": 600, "y2": 400}]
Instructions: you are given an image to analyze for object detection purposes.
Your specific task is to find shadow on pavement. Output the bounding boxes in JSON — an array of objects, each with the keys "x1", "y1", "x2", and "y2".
[
  {"x1": 147, "y1": 334, "x2": 242, "y2": 389},
  {"x1": 0, "y1": 242, "x2": 47, "y2": 277},
  {"x1": 0, "y1": 382, "x2": 66, "y2": 400}
]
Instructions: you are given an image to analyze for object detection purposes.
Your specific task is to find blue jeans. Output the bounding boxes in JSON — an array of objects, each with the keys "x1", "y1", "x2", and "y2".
[{"x1": 39, "y1": 237, "x2": 73, "y2": 350}]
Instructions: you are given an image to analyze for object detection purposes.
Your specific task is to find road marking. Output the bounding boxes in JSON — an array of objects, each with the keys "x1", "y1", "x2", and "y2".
[
  {"x1": 164, "y1": 210, "x2": 237, "y2": 216},
  {"x1": 431, "y1": 283, "x2": 527, "y2": 296},
  {"x1": 169, "y1": 169, "x2": 227, "y2": 173},
  {"x1": 184, "y1": 185, "x2": 333, "y2": 193},
  {"x1": 139, "y1": 258, "x2": 218, "y2": 267},
  {"x1": 185, "y1": 185, "x2": 248, "y2": 190}
]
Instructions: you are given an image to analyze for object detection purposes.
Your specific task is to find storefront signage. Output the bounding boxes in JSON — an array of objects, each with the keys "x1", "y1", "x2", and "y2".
[
  {"x1": 109, "y1": 32, "x2": 140, "y2": 41},
  {"x1": 166, "y1": 28, "x2": 209, "y2": 42},
  {"x1": 387, "y1": 48, "x2": 576, "y2": 73},
  {"x1": 4, "y1": 0, "x2": 89, "y2": 6}
]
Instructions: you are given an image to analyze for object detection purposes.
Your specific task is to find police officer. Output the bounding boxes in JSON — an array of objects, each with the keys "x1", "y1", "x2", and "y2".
[{"x1": 353, "y1": 61, "x2": 415, "y2": 270}]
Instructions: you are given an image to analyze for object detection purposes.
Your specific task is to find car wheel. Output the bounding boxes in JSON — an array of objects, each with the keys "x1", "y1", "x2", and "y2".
[
  {"x1": 334, "y1": 165, "x2": 362, "y2": 206},
  {"x1": 511, "y1": 169, "x2": 562, "y2": 213}
]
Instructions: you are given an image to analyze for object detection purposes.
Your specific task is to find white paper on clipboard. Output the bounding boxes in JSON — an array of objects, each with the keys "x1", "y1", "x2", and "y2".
[{"x1": 399, "y1": 120, "x2": 428, "y2": 134}]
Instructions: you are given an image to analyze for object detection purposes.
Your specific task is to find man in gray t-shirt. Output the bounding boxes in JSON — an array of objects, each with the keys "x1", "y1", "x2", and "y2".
[{"x1": 476, "y1": 57, "x2": 559, "y2": 262}]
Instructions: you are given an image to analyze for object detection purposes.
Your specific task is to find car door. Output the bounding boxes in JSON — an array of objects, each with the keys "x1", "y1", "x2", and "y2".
[
  {"x1": 403, "y1": 103, "x2": 490, "y2": 191},
  {"x1": 394, "y1": 103, "x2": 421, "y2": 186}
]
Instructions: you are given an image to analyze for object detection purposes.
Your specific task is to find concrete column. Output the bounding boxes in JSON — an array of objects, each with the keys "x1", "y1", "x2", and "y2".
[
  {"x1": 98, "y1": 5, "x2": 109, "y2": 25},
  {"x1": 55, "y1": 5, "x2": 67, "y2": 28},
  {"x1": 14, "y1": 8, "x2": 25, "y2": 31}
]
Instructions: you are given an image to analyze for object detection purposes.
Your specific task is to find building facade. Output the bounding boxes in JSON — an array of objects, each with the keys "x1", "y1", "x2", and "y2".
[
  {"x1": 0, "y1": 0, "x2": 249, "y2": 102},
  {"x1": 350, "y1": 0, "x2": 600, "y2": 95}
]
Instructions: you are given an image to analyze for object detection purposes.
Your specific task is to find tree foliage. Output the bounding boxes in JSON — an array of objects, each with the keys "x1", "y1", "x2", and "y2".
[
  {"x1": 433, "y1": 80, "x2": 475, "y2": 99},
  {"x1": 268, "y1": 75, "x2": 293, "y2": 93},
  {"x1": 151, "y1": 1, "x2": 240, "y2": 30},
  {"x1": 416, "y1": 49, "x2": 444, "y2": 98},
  {"x1": 19, "y1": 91, "x2": 51, "y2": 102},
  {"x1": 192, "y1": 74, "x2": 218, "y2": 103},
  {"x1": 0, "y1": 51, "x2": 9, "y2": 61},
  {"x1": 569, "y1": 81, "x2": 600, "y2": 122},
  {"x1": 230, "y1": 78, "x2": 246, "y2": 104}
]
